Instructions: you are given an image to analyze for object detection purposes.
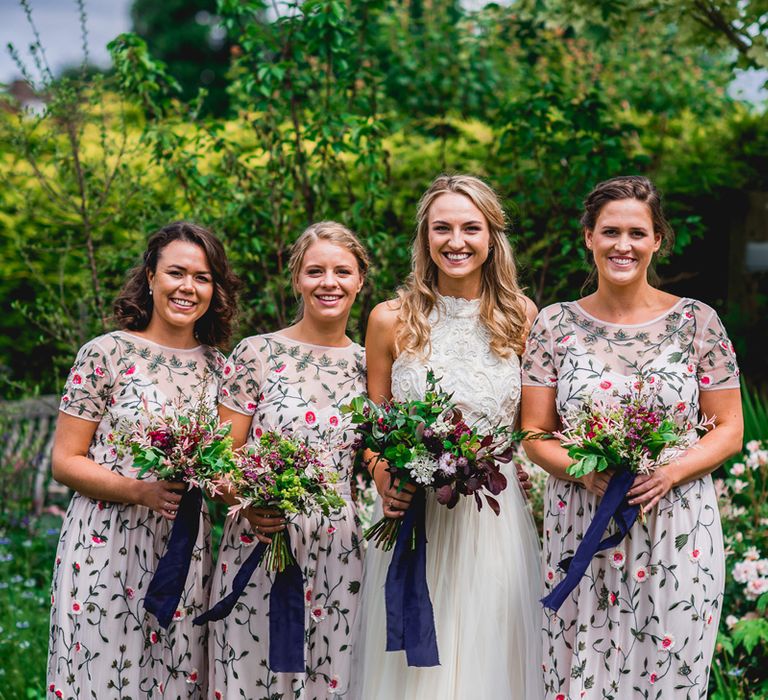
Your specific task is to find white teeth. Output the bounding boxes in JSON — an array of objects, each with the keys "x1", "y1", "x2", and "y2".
[
  {"x1": 445, "y1": 252, "x2": 470, "y2": 261},
  {"x1": 171, "y1": 298, "x2": 194, "y2": 307},
  {"x1": 318, "y1": 295, "x2": 341, "y2": 301},
  {"x1": 610, "y1": 257, "x2": 634, "y2": 266}
]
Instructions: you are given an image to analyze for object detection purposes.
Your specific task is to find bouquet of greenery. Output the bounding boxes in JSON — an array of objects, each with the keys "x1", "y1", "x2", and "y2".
[
  {"x1": 556, "y1": 378, "x2": 714, "y2": 479},
  {"x1": 226, "y1": 431, "x2": 346, "y2": 571},
  {"x1": 343, "y1": 371, "x2": 523, "y2": 550},
  {"x1": 119, "y1": 394, "x2": 236, "y2": 492}
]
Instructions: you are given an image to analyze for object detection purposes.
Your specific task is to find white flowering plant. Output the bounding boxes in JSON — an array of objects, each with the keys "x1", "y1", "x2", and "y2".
[
  {"x1": 343, "y1": 371, "x2": 523, "y2": 549},
  {"x1": 712, "y1": 435, "x2": 768, "y2": 698}
]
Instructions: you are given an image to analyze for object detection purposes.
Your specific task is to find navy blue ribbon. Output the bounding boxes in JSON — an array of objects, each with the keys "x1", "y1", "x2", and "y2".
[
  {"x1": 144, "y1": 486, "x2": 203, "y2": 629},
  {"x1": 385, "y1": 488, "x2": 440, "y2": 667},
  {"x1": 541, "y1": 468, "x2": 640, "y2": 613},
  {"x1": 193, "y1": 530, "x2": 305, "y2": 673}
]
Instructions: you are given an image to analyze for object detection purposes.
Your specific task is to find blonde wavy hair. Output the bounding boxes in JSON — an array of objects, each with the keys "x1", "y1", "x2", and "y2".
[
  {"x1": 395, "y1": 174, "x2": 528, "y2": 358},
  {"x1": 288, "y1": 221, "x2": 370, "y2": 320}
]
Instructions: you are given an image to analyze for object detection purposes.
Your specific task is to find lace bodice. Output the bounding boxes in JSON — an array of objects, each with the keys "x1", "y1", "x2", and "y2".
[{"x1": 391, "y1": 295, "x2": 522, "y2": 430}]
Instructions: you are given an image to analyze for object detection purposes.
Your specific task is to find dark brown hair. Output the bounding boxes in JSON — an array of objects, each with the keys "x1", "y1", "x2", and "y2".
[
  {"x1": 581, "y1": 176, "x2": 675, "y2": 287},
  {"x1": 113, "y1": 221, "x2": 241, "y2": 347}
]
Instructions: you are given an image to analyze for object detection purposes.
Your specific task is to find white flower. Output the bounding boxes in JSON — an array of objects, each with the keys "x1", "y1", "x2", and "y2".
[
  {"x1": 732, "y1": 560, "x2": 758, "y2": 583},
  {"x1": 437, "y1": 452, "x2": 457, "y2": 476},
  {"x1": 407, "y1": 450, "x2": 440, "y2": 486},
  {"x1": 657, "y1": 632, "x2": 675, "y2": 651},
  {"x1": 730, "y1": 462, "x2": 746, "y2": 477},
  {"x1": 633, "y1": 566, "x2": 649, "y2": 583},
  {"x1": 744, "y1": 547, "x2": 761, "y2": 561},
  {"x1": 327, "y1": 675, "x2": 341, "y2": 694},
  {"x1": 746, "y1": 578, "x2": 768, "y2": 600},
  {"x1": 746, "y1": 439, "x2": 762, "y2": 453},
  {"x1": 310, "y1": 606, "x2": 326, "y2": 623},
  {"x1": 726, "y1": 615, "x2": 740, "y2": 629},
  {"x1": 688, "y1": 548, "x2": 702, "y2": 563},
  {"x1": 731, "y1": 479, "x2": 748, "y2": 494},
  {"x1": 609, "y1": 549, "x2": 626, "y2": 570}
]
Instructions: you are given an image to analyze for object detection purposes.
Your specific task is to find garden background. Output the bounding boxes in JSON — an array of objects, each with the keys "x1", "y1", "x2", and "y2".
[{"x1": 1, "y1": 0, "x2": 767, "y2": 697}]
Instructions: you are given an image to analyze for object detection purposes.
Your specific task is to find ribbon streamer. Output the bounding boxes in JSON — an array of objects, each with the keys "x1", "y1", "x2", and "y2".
[
  {"x1": 541, "y1": 468, "x2": 640, "y2": 613},
  {"x1": 144, "y1": 486, "x2": 203, "y2": 629},
  {"x1": 385, "y1": 488, "x2": 440, "y2": 667},
  {"x1": 193, "y1": 530, "x2": 305, "y2": 673}
]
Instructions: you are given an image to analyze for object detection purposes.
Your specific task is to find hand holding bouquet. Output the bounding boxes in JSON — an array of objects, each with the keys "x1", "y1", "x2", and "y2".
[
  {"x1": 556, "y1": 377, "x2": 714, "y2": 480},
  {"x1": 541, "y1": 376, "x2": 715, "y2": 612},
  {"x1": 344, "y1": 371, "x2": 523, "y2": 550},
  {"x1": 112, "y1": 386, "x2": 235, "y2": 628},
  {"x1": 226, "y1": 431, "x2": 346, "y2": 571}
]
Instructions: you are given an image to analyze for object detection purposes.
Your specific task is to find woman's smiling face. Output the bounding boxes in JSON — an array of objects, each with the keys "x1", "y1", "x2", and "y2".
[
  {"x1": 585, "y1": 198, "x2": 661, "y2": 287},
  {"x1": 427, "y1": 192, "x2": 491, "y2": 289}
]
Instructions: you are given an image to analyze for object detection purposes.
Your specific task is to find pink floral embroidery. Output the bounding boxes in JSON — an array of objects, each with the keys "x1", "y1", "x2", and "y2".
[
  {"x1": 71, "y1": 600, "x2": 83, "y2": 615},
  {"x1": 275, "y1": 363, "x2": 286, "y2": 373},
  {"x1": 305, "y1": 411, "x2": 317, "y2": 425},
  {"x1": 240, "y1": 534, "x2": 255, "y2": 546},
  {"x1": 599, "y1": 380, "x2": 612, "y2": 390},
  {"x1": 329, "y1": 415, "x2": 339, "y2": 427},
  {"x1": 71, "y1": 373, "x2": 82, "y2": 385},
  {"x1": 94, "y1": 366, "x2": 105, "y2": 377},
  {"x1": 124, "y1": 365, "x2": 136, "y2": 376}
]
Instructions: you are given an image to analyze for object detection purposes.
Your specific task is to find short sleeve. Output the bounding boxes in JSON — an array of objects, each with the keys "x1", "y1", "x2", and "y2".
[
  {"x1": 59, "y1": 338, "x2": 115, "y2": 421},
  {"x1": 521, "y1": 309, "x2": 557, "y2": 387},
  {"x1": 219, "y1": 338, "x2": 265, "y2": 415},
  {"x1": 696, "y1": 309, "x2": 740, "y2": 391}
]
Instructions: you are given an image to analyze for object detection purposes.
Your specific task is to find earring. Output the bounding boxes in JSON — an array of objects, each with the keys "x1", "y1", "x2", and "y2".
[{"x1": 149, "y1": 288, "x2": 153, "y2": 296}]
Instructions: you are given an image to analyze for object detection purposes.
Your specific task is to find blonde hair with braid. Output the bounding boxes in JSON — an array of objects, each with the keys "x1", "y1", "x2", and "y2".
[{"x1": 395, "y1": 174, "x2": 529, "y2": 358}]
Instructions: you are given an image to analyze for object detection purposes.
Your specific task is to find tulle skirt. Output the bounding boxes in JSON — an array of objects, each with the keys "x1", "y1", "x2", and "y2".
[{"x1": 352, "y1": 465, "x2": 545, "y2": 699}]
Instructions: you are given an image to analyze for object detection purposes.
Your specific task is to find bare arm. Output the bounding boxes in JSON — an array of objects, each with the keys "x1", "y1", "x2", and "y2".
[
  {"x1": 628, "y1": 388, "x2": 743, "y2": 509},
  {"x1": 51, "y1": 413, "x2": 183, "y2": 519},
  {"x1": 365, "y1": 301, "x2": 416, "y2": 518}
]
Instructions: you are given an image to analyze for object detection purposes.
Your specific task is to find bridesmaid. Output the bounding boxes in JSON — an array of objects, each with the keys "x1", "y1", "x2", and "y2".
[
  {"x1": 48, "y1": 222, "x2": 240, "y2": 697},
  {"x1": 521, "y1": 176, "x2": 743, "y2": 698},
  {"x1": 208, "y1": 221, "x2": 368, "y2": 699}
]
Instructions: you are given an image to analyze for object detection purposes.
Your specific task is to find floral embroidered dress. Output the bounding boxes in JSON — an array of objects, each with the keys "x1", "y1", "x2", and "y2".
[
  {"x1": 208, "y1": 333, "x2": 366, "y2": 700},
  {"x1": 353, "y1": 295, "x2": 544, "y2": 700},
  {"x1": 48, "y1": 331, "x2": 222, "y2": 699},
  {"x1": 522, "y1": 298, "x2": 740, "y2": 699}
]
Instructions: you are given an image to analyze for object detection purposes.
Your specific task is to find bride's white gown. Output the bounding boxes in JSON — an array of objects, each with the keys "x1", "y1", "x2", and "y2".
[{"x1": 353, "y1": 295, "x2": 544, "y2": 699}]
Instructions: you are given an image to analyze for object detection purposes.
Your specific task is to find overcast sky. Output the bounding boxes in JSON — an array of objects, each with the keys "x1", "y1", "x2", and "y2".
[{"x1": 1, "y1": 0, "x2": 765, "y2": 104}]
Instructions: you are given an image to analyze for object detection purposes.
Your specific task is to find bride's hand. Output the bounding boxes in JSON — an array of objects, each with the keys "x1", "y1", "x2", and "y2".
[
  {"x1": 371, "y1": 457, "x2": 416, "y2": 519},
  {"x1": 515, "y1": 463, "x2": 532, "y2": 498}
]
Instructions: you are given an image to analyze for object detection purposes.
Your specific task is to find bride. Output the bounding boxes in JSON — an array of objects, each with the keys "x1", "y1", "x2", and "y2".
[{"x1": 353, "y1": 174, "x2": 545, "y2": 699}]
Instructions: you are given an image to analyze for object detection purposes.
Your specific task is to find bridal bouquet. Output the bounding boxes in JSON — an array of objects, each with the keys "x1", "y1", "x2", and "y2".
[
  {"x1": 344, "y1": 371, "x2": 521, "y2": 550},
  {"x1": 112, "y1": 389, "x2": 235, "y2": 628},
  {"x1": 556, "y1": 378, "x2": 714, "y2": 479},
  {"x1": 225, "y1": 431, "x2": 346, "y2": 571},
  {"x1": 541, "y1": 377, "x2": 714, "y2": 612}
]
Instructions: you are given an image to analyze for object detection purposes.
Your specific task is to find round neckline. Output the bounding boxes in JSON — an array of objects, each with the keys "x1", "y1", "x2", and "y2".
[
  {"x1": 571, "y1": 297, "x2": 687, "y2": 328},
  {"x1": 270, "y1": 331, "x2": 355, "y2": 350},
  {"x1": 116, "y1": 330, "x2": 203, "y2": 352}
]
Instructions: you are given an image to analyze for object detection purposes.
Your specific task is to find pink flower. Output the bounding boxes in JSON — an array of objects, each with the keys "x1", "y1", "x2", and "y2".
[
  {"x1": 173, "y1": 609, "x2": 185, "y2": 621},
  {"x1": 125, "y1": 587, "x2": 135, "y2": 600},
  {"x1": 220, "y1": 387, "x2": 230, "y2": 397},
  {"x1": 599, "y1": 380, "x2": 612, "y2": 390},
  {"x1": 610, "y1": 549, "x2": 625, "y2": 569},
  {"x1": 91, "y1": 535, "x2": 106, "y2": 548},
  {"x1": 556, "y1": 694, "x2": 566, "y2": 700},
  {"x1": 235, "y1": 364, "x2": 245, "y2": 373},
  {"x1": 214, "y1": 692, "x2": 223, "y2": 700},
  {"x1": 633, "y1": 566, "x2": 649, "y2": 582},
  {"x1": 49, "y1": 684, "x2": 55, "y2": 692},
  {"x1": 186, "y1": 669, "x2": 198, "y2": 684},
  {"x1": 55, "y1": 690, "x2": 63, "y2": 699},
  {"x1": 246, "y1": 402, "x2": 257, "y2": 412},
  {"x1": 305, "y1": 587, "x2": 313, "y2": 606},
  {"x1": 558, "y1": 335, "x2": 576, "y2": 348},
  {"x1": 254, "y1": 427, "x2": 263, "y2": 438},
  {"x1": 546, "y1": 375, "x2": 558, "y2": 385},
  {"x1": 685, "y1": 310, "x2": 693, "y2": 319},
  {"x1": 71, "y1": 600, "x2": 83, "y2": 615},
  {"x1": 327, "y1": 525, "x2": 337, "y2": 535},
  {"x1": 328, "y1": 675, "x2": 341, "y2": 694},
  {"x1": 311, "y1": 606, "x2": 326, "y2": 623},
  {"x1": 223, "y1": 364, "x2": 233, "y2": 376},
  {"x1": 62, "y1": 395, "x2": 70, "y2": 404},
  {"x1": 275, "y1": 363, "x2": 286, "y2": 373},
  {"x1": 658, "y1": 633, "x2": 675, "y2": 651},
  {"x1": 150, "y1": 631, "x2": 159, "y2": 644},
  {"x1": 240, "y1": 534, "x2": 255, "y2": 546},
  {"x1": 124, "y1": 365, "x2": 136, "y2": 376},
  {"x1": 305, "y1": 411, "x2": 317, "y2": 425},
  {"x1": 329, "y1": 415, "x2": 339, "y2": 427},
  {"x1": 545, "y1": 568, "x2": 556, "y2": 583},
  {"x1": 73, "y1": 562, "x2": 80, "y2": 572},
  {"x1": 72, "y1": 373, "x2": 82, "y2": 385},
  {"x1": 609, "y1": 592, "x2": 618, "y2": 606},
  {"x1": 676, "y1": 401, "x2": 687, "y2": 412},
  {"x1": 94, "y1": 366, "x2": 105, "y2": 377},
  {"x1": 649, "y1": 673, "x2": 658, "y2": 684},
  {"x1": 689, "y1": 548, "x2": 701, "y2": 563},
  {"x1": 685, "y1": 363, "x2": 695, "y2": 375},
  {"x1": 557, "y1": 500, "x2": 567, "y2": 512},
  {"x1": 699, "y1": 374, "x2": 713, "y2": 387}
]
